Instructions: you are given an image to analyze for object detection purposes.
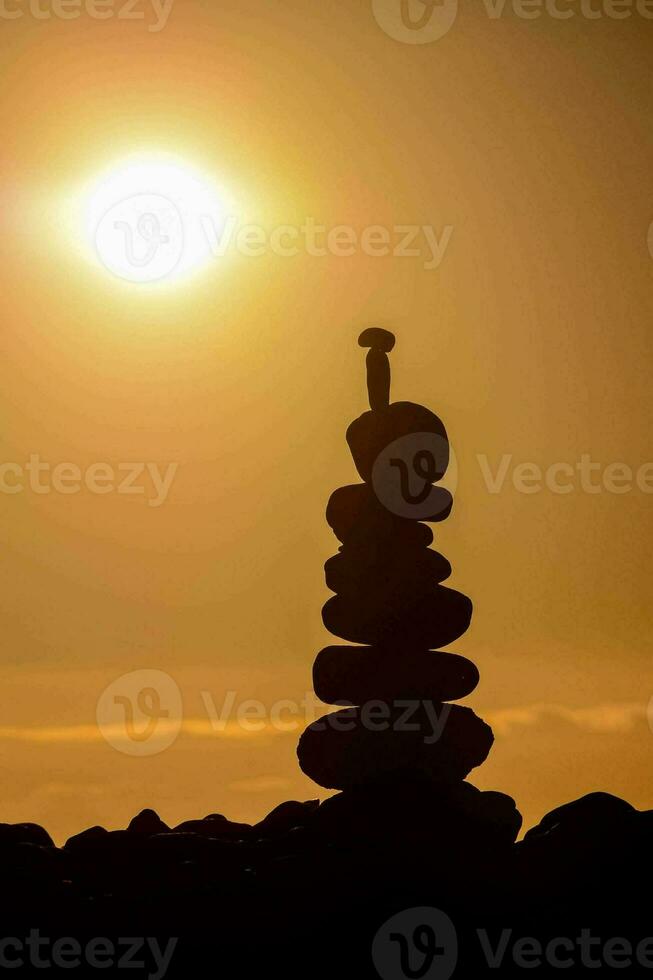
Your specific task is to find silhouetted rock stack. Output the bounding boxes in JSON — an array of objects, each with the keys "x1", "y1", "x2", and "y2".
[{"x1": 297, "y1": 330, "x2": 509, "y2": 832}]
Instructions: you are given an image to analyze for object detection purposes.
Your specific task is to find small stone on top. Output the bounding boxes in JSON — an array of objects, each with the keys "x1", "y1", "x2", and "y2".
[{"x1": 358, "y1": 328, "x2": 396, "y2": 353}]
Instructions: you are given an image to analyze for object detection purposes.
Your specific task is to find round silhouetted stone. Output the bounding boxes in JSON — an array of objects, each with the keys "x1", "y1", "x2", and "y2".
[
  {"x1": 523, "y1": 792, "x2": 635, "y2": 844},
  {"x1": 322, "y1": 586, "x2": 472, "y2": 648},
  {"x1": 297, "y1": 703, "x2": 493, "y2": 790},
  {"x1": 476, "y1": 791, "x2": 523, "y2": 844},
  {"x1": 254, "y1": 800, "x2": 319, "y2": 837},
  {"x1": 313, "y1": 646, "x2": 479, "y2": 705},
  {"x1": 127, "y1": 809, "x2": 170, "y2": 835},
  {"x1": 64, "y1": 826, "x2": 108, "y2": 852},
  {"x1": 324, "y1": 547, "x2": 452, "y2": 599},
  {"x1": 347, "y1": 402, "x2": 449, "y2": 484},
  {"x1": 515, "y1": 793, "x2": 638, "y2": 899},
  {"x1": 0, "y1": 823, "x2": 54, "y2": 848}
]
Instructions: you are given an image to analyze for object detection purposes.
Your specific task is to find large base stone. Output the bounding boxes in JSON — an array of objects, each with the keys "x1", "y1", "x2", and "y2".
[
  {"x1": 297, "y1": 702, "x2": 493, "y2": 790},
  {"x1": 314, "y1": 778, "x2": 522, "y2": 849}
]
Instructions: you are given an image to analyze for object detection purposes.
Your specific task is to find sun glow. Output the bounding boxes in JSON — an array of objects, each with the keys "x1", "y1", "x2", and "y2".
[{"x1": 84, "y1": 156, "x2": 231, "y2": 285}]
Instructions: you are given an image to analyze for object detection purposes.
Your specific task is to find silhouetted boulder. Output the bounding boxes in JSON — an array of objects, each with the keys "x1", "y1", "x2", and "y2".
[
  {"x1": 253, "y1": 800, "x2": 319, "y2": 837},
  {"x1": 64, "y1": 825, "x2": 108, "y2": 851},
  {"x1": 174, "y1": 815, "x2": 252, "y2": 839},
  {"x1": 127, "y1": 808, "x2": 170, "y2": 835},
  {"x1": 515, "y1": 793, "x2": 644, "y2": 904},
  {"x1": 0, "y1": 822, "x2": 54, "y2": 848},
  {"x1": 523, "y1": 792, "x2": 635, "y2": 843},
  {"x1": 3, "y1": 842, "x2": 67, "y2": 897},
  {"x1": 472, "y1": 790, "x2": 523, "y2": 844},
  {"x1": 517, "y1": 792, "x2": 639, "y2": 881},
  {"x1": 314, "y1": 778, "x2": 521, "y2": 850}
]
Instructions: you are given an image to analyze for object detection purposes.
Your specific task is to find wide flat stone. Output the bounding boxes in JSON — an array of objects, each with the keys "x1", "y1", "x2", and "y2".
[
  {"x1": 322, "y1": 586, "x2": 473, "y2": 647},
  {"x1": 324, "y1": 547, "x2": 452, "y2": 599},
  {"x1": 336, "y1": 518, "x2": 434, "y2": 561},
  {"x1": 313, "y1": 646, "x2": 479, "y2": 705}
]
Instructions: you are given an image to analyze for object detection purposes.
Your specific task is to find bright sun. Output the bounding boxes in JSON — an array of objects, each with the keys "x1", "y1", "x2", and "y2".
[{"x1": 85, "y1": 157, "x2": 229, "y2": 285}]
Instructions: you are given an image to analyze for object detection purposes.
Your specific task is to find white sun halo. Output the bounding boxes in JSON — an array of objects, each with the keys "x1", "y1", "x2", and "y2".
[{"x1": 86, "y1": 158, "x2": 229, "y2": 284}]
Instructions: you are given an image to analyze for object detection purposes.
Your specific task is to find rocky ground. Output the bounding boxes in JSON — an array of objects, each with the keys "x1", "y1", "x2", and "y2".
[{"x1": 0, "y1": 786, "x2": 651, "y2": 977}]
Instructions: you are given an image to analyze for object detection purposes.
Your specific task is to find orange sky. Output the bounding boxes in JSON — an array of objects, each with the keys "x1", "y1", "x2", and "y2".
[{"x1": 1, "y1": 1, "x2": 652, "y2": 843}]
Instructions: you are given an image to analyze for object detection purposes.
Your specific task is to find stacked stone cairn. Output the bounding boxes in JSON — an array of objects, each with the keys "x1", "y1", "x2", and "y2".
[{"x1": 298, "y1": 331, "x2": 514, "y2": 843}]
